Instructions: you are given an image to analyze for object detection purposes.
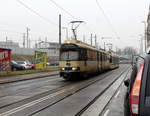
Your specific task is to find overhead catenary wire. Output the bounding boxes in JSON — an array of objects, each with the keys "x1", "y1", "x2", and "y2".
[
  {"x1": 96, "y1": 0, "x2": 120, "y2": 39},
  {"x1": 47, "y1": 0, "x2": 94, "y2": 33},
  {"x1": 48, "y1": 0, "x2": 78, "y2": 20},
  {"x1": 16, "y1": 0, "x2": 58, "y2": 26}
]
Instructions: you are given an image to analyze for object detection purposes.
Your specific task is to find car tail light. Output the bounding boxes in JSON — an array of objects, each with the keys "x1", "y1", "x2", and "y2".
[{"x1": 130, "y1": 63, "x2": 144, "y2": 116}]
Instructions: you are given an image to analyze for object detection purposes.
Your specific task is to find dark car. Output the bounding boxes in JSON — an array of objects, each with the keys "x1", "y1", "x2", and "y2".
[
  {"x1": 124, "y1": 53, "x2": 150, "y2": 116},
  {"x1": 10, "y1": 61, "x2": 25, "y2": 71}
]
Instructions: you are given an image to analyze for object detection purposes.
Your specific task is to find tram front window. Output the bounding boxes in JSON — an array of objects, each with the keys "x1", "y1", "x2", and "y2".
[{"x1": 60, "y1": 51, "x2": 79, "y2": 61}]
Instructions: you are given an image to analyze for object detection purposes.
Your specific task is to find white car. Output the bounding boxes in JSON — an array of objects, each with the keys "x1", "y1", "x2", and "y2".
[{"x1": 16, "y1": 61, "x2": 32, "y2": 69}]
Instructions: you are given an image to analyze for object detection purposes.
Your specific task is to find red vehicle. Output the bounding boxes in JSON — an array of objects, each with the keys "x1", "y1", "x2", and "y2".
[
  {"x1": 124, "y1": 52, "x2": 150, "y2": 116},
  {"x1": 0, "y1": 48, "x2": 11, "y2": 71}
]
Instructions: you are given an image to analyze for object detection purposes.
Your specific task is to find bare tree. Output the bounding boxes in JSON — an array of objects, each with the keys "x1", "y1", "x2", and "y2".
[{"x1": 123, "y1": 46, "x2": 137, "y2": 56}]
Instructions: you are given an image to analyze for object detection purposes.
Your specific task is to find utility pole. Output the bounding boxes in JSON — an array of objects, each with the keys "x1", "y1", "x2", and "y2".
[
  {"x1": 142, "y1": 21, "x2": 147, "y2": 52},
  {"x1": 59, "y1": 14, "x2": 61, "y2": 45},
  {"x1": 23, "y1": 33, "x2": 26, "y2": 48},
  {"x1": 91, "y1": 33, "x2": 93, "y2": 46},
  {"x1": 26, "y1": 27, "x2": 30, "y2": 48},
  {"x1": 95, "y1": 34, "x2": 97, "y2": 48}
]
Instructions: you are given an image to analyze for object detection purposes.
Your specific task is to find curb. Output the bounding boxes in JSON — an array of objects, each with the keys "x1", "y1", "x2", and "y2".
[{"x1": 0, "y1": 72, "x2": 59, "y2": 84}]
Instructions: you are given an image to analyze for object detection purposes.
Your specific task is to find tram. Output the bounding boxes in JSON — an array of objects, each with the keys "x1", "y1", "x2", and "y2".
[{"x1": 59, "y1": 40, "x2": 119, "y2": 80}]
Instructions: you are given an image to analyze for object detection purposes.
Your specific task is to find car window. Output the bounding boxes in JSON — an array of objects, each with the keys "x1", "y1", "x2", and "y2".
[
  {"x1": 17, "y1": 61, "x2": 25, "y2": 64},
  {"x1": 136, "y1": 57, "x2": 145, "y2": 71},
  {"x1": 129, "y1": 56, "x2": 144, "y2": 92},
  {"x1": 12, "y1": 61, "x2": 17, "y2": 64}
]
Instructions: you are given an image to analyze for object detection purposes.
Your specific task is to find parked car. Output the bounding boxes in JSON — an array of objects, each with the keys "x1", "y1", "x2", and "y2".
[
  {"x1": 26, "y1": 61, "x2": 35, "y2": 69},
  {"x1": 124, "y1": 53, "x2": 150, "y2": 116},
  {"x1": 46, "y1": 62, "x2": 59, "y2": 66},
  {"x1": 16, "y1": 61, "x2": 32, "y2": 69},
  {"x1": 10, "y1": 61, "x2": 25, "y2": 71}
]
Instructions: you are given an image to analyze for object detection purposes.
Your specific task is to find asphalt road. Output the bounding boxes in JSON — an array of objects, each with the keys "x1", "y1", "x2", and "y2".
[
  {"x1": 0, "y1": 64, "x2": 130, "y2": 116},
  {"x1": 0, "y1": 75, "x2": 67, "y2": 108}
]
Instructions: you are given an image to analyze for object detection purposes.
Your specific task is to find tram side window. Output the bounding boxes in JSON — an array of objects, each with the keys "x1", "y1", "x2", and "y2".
[
  {"x1": 97, "y1": 52, "x2": 99, "y2": 61},
  {"x1": 93, "y1": 51, "x2": 97, "y2": 61},
  {"x1": 102, "y1": 53, "x2": 104, "y2": 62},
  {"x1": 99, "y1": 52, "x2": 102, "y2": 62},
  {"x1": 87, "y1": 50, "x2": 92, "y2": 60},
  {"x1": 79, "y1": 49, "x2": 87, "y2": 61},
  {"x1": 87, "y1": 50, "x2": 97, "y2": 61},
  {"x1": 110, "y1": 56, "x2": 112, "y2": 63},
  {"x1": 104, "y1": 54, "x2": 106, "y2": 62},
  {"x1": 101, "y1": 53, "x2": 103, "y2": 62}
]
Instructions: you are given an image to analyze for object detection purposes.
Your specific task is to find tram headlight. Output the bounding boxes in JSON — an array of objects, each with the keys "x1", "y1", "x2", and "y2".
[
  {"x1": 72, "y1": 67, "x2": 80, "y2": 71},
  {"x1": 72, "y1": 67, "x2": 77, "y2": 71},
  {"x1": 61, "y1": 67, "x2": 65, "y2": 71}
]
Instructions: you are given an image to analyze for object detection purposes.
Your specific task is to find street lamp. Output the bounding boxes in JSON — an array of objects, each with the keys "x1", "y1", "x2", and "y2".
[
  {"x1": 62, "y1": 27, "x2": 68, "y2": 40},
  {"x1": 141, "y1": 21, "x2": 147, "y2": 52}
]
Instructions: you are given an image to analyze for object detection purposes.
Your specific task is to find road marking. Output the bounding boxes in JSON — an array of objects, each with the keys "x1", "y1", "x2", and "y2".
[
  {"x1": 103, "y1": 109, "x2": 110, "y2": 116},
  {"x1": 114, "y1": 90, "x2": 120, "y2": 98},
  {"x1": 0, "y1": 87, "x2": 74, "y2": 116}
]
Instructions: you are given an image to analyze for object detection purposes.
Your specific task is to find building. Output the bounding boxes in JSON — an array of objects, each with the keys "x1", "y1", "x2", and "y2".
[
  {"x1": 35, "y1": 41, "x2": 60, "y2": 50},
  {"x1": 0, "y1": 41, "x2": 59, "y2": 58},
  {"x1": 0, "y1": 41, "x2": 19, "y2": 48},
  {"x1": 147, "y1": 6, "x2": 150, "y2": 47}
]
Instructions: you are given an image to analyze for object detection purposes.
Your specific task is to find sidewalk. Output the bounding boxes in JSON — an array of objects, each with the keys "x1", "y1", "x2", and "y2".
[{"x1": 0, "y1": 71, "x2": 59, "y2": 84}]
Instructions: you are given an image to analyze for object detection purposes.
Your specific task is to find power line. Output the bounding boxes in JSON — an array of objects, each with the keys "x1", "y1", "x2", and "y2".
[
  {"x1": 0, "y1": 29, "x2": 23, "y2": 34},
  {"x1": 47, "y1": 0, "x2": 94, "y2": 33},
  {"x1": 48, "y1": 0, "x2": 78, "y2": 20},
  {"x1": 16, "y1": 0, "x2": 57, "y2": 26},
  {"x1": 96, "y1": 0, "x2": 120, "y2": 39}
]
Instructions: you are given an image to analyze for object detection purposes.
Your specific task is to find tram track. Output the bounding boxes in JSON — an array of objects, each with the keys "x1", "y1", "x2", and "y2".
[
  {"x1": 0, "y1": 77, "x2": 70, "y2": 110},
  {"x1": 0, "y1": 76, "x2": 60, "y2": 99},
  {"x1": 28, "y1": 66, "x2": 128, "y2": 116},
  {"x1": 30, "y1": 65, "x2": 129, "y2": 116},
  {"x1": 0, "y1": 65, "x2": 129, "y2": 116},
  {"x1": 75, "y1": 67, "x2": 130, "y2": 116},
  {"x1": 0, "y1": 69, "x2": 113, "y2": 115}
]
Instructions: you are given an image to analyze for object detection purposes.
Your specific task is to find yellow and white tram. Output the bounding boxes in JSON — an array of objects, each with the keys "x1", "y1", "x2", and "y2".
[{"x1": 59, "y1": 40, "x2": 119, "y2": 80}]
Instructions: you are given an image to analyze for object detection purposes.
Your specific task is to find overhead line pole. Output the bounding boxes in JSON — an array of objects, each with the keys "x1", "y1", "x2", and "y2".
[
  {"x1": 95, "y1": 34, "x2": 97, "y2": 48},
  {"x1": 91, "y1": 33, "x2": 93, "y2": 46},
  {"x1": 23, "y1": 33, "x2": 26, "y2": 48},
  {"x1": 59, "y1": 14, "x2": 61, "y2": 45},
  {"x1": 26, "y1": 27, "x2": 30, "y2": 48}
]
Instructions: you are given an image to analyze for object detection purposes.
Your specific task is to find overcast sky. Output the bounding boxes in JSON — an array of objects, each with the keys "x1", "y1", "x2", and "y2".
[{"x1": 0, "y1": 0, "x2": 149, "y2": 50}]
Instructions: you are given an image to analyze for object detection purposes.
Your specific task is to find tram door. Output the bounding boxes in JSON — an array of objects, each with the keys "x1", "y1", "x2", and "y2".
[
  {"x1": 97, "y1": 52, "x2": 100, "y2": 71},
  {"x1": 102, "y1": 53, "x2": 106, "y2": 70},
  {"x1": 101, "y1": 53, "x2": 104, "y2": 71},
  {"x1": 99, "y1": 52, "x2": 102, "y2": 72}
]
